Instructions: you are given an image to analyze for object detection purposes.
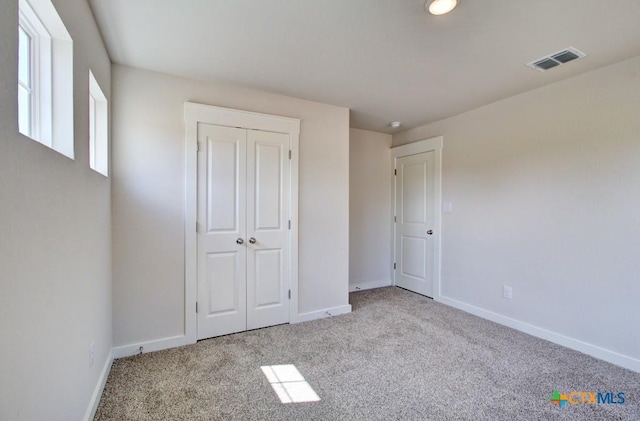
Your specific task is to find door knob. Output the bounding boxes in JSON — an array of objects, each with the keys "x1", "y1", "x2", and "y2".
[
  {"x1": 249, "y1": 237, "x2": 257, "y2": 244},
  {"x1": 236, "y1": 238, "x2": 244, "y2": 245},
  {"x1": 426, "y1": 230, "x2": 433, "y2": 235}
]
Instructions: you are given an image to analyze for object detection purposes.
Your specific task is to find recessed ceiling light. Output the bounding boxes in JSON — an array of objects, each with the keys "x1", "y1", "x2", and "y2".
[
  {"x1": 426, "y1": 0, "x2": 458, "y2": 15},
  {"x1": 389, "y1": 121, "x2": 402, "y2": 129}
]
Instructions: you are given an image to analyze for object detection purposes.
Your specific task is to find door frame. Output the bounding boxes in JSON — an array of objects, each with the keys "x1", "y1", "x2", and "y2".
[
  {"x1": 390, "y1": 136, "x2": 443, "y2": 298},
  {"x1": 184, "y1": 102, "x2": 300, "y2": 344}
]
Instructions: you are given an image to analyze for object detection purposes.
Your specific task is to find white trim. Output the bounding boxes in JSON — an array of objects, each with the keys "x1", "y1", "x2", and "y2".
[
  {"x1": 184, "y1": 108, "x2": 198, "y2": 345},
  {"x1": 292, "y1": 305, "x2": 352, "y2": 324},
  {"x1": 83, "y1": 350, "x2": 113, "y2": 421},
  {"x1": 89, "y1": 70, "x2": 109, "y2": 176},
  {"x1": 289, "y1": 124, "x2": 300, "y2": 327},
  {"x1": 349, "y1": 279, "x2": 392, "y2": 292},
  {"x1": 112, "y1": 335, "x2": 188, "y2": 359},
  {"x1": 25, "y1": 0, "x2": 72, "y2": 41},
  {"x1": 436, "y1": 295, "x2": 640, "y2": 373},
  {"x1": 390, "y1": 137, "x2": 443, "y2": 297},
  {"x1": 18, "y1": 0, "x2": 47, "y2": 143},
  {"x1": 184, "y1": 102, "x2": 300, "y2": 343},
  {"x1": 392, "y1": 137, "x2": 443, "y2": 157},
  {"x1": 18, "y1": 0, "x2": 74, "y2": 158}
]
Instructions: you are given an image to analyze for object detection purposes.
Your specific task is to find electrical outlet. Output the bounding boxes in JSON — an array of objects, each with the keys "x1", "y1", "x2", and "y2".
[
  {"x1": 503, "y1": 285, "x2": 513, "y2": 300},
  {"x1": 89, "y1": 342, "x2": 95, "y2": 368}
]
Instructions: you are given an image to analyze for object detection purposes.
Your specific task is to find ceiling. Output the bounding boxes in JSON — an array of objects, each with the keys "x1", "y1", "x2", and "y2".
[{"x1": 89, "y1": 0, "x2": 640, "y2": 133}]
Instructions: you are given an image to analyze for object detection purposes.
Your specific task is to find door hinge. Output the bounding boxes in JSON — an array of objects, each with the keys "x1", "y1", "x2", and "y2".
[
  {"x1": 197, "y1": 141, "x2": 201, "y2": 152},
  {"x1": 394, "y1": 263, "x2": 396, "y2": 270},
  {"x1": 288, "y1": 150, "x2": 292, "y2": 160},
  {"x1": 288, "y1": 289, "x2": 291, "y2": 299},
  {"x1": 288, "y1": 220, "x2": 291, "y2": 230},
  {"x1": 196, "y1": 302, "x2": 198, "y2": 313},
  {"x1": 394, "y1": 216, "x2": 397, "y2": 223},
  {"x1": 394, "y1": 169, "x2": 397, "y2": 176},
  {"x1": 196, "y1": 222, "x2": 200, "y2": 233}
]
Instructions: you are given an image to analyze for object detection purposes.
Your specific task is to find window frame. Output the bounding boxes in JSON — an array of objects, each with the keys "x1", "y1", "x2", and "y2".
[
  {"x1": 89, "y1": 93, "x2": 96, "y2": 168},
  {"x1": 18, "y1": 8, "x2": 41, "y2": 139},
  {"x1": 17, "y1": 0, "x2": 73, "y2": 158},
  {"x1": 89, "y1": 70, "x2": 109, "y2": 176},
  {"x1": 17, "y1": 24, "x2": 33, "y2": 137}
]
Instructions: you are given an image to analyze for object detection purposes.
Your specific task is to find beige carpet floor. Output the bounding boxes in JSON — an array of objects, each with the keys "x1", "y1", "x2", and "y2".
[{"x1": 95, "y1": 287, "x2": 639, "y2": 420}]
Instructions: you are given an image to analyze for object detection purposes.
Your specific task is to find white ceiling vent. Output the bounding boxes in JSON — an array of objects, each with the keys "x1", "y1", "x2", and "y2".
[{"x1": 527, "y1": 47, "x2": 586, "y2": 72}]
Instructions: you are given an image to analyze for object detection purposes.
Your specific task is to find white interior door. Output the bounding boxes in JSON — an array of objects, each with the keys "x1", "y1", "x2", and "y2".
[
  {"x1": 246, "y1": 130, "x2": 290, "y2": 330},
  {"x1": 197, "y1": 125, "x2": 247, "y2": 339},
  {"x1": 394, "y1": 151, "x2": 435, "y2": 297},
  {"x1": 197, "y1": 124, "x2": 290, "y2": 340}
]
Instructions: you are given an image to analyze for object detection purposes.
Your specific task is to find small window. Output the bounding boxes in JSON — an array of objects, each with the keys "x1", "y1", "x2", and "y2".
[
  {"x1": 18, "y1": 0, "x2": 74, "y2": 158},
  {"x1": 89, "y1": 71, "x2": 108, "y2": 176}
]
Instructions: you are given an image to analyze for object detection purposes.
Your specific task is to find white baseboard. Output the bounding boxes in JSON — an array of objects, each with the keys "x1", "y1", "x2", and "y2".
[
  {"x1": 83, "y1": 349, "x2": 113, "y2": 421},
  {"x1": 436, "y1": 295, "x2": 640, "y2": 373},
  {"x1": 349, "y1": 279, "x2": 392, "y2": 292},
  {"x1": 112, "y1": 335, "x2": 189, "y2": 359},
  {"x1": 292, "y1": 304, "x2": 352, "y2": 324}
]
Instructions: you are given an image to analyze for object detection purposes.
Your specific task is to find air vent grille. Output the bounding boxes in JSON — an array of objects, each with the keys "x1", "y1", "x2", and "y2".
[
  {"x1": 527, "y1": 47, "x2": 586, "y2": 72},
  {"x1": 533, "y1": 58, "x2": 560, "y2": 70},
  {"x1": 552, "y1": 50, "x2": 580, "y2": 63}
]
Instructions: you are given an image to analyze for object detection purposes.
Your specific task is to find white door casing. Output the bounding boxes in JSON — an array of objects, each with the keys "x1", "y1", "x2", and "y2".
[
  {"x1": 184, "y1": 103, "x2": 300, "y2": 344},
  {"x1": 391, "y1": 137, "x2": 442, "y2": 298}
]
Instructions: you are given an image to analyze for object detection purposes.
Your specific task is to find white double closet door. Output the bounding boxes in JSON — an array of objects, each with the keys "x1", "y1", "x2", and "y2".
[{"x1": 197, "y1": 124, "x2": 290, "y2": 339}]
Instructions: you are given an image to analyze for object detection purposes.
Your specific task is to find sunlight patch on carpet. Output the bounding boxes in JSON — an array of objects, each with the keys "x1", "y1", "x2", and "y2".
[{"x1": 261, "y1": 365, "x2": 321, "y2": 403}]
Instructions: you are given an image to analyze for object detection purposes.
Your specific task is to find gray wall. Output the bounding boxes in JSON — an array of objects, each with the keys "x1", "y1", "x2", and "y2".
[
  {"x1": 111, "y1": 65, "x2": 350, "y2": 347},
  {"x1": 0, "y1": 0, "x2": 112, "y2": 419},
  {"x1": 349, "y1": 128, "x2": 392, "y2": 289},
  {"x1": 394, "y1": 56, "x2": 640, "y2": 362}
]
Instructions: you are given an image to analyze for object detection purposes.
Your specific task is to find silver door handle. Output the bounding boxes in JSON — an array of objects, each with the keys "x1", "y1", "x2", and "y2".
[
  {"x1": 236, "y1": 238, "x2": 244, "y2": 245},
  {"x1": 249, "y1": 237, "x2": 257, "y2": 244}
]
